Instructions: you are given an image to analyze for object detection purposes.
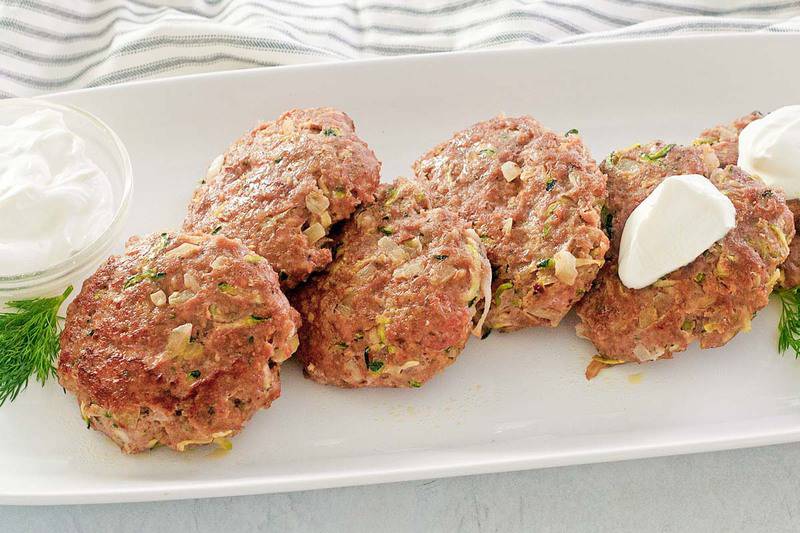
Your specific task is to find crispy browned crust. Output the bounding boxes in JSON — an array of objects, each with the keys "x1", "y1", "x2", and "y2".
[
  {"x1": 412, "y1": 116, "x2": 609, "y2": 332},
  {"x1": 291, "y1": 179, "x2": 490, "y2": 388},
  {"x1": 696, "y1": 112, "x2": 800, "y2": 288},
  {"x1": 183, "y1": 107, "x2": 381, "y2": 289},
  {"x1": 575, "y1": 142, "x2": 794, "y2": 363},
  {"x1": 58, "y1": 232, "x2": 300, "y2": 453}
]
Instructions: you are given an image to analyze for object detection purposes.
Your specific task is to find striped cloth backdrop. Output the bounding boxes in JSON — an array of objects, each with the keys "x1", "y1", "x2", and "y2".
[{"x1": 1, "y1": 0, "x2": 799, "y2": 96}]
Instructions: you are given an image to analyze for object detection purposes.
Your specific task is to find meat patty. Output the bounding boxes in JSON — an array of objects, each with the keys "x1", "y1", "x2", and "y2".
[
  {"x1": 412, "y1": 116, "x2": 609, "y2": 333},
  {"x1": 183, "y1": 107, "x2": 381, "y2": 289},
  {"x1": 697, "y1": 111, "x2": 800, "y2": 288},
  {"x1": 575, "y1": 142, "x2": 793, "y2": 369},
  {"x1": 291, "y1": 179, "x2": 491, "y2": 388},
  {"x1": 58, "y1": 232, "x2": 301, "y2": 453}
]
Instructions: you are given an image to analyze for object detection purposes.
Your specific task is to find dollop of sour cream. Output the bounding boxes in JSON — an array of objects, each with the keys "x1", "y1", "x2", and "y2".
[
  {"x1": 738, "y1": 105, "x2": 800, "y2": 199},
  {"x1": 618, "y1": 174, "x2": 736, "y2": 290},
  {"x1": 0, "y1": 108, "x2": 114, "y2": 276}
]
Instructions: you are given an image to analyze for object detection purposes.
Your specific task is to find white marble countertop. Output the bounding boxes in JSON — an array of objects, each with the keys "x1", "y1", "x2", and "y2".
[{"x1": 4, "y1": 442, "x2": 800, "y2": 532}]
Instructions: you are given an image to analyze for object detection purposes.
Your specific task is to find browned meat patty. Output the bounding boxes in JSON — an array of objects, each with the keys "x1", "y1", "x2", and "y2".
[
  {"x1": 58, "y1": 232, "x2": 301, "y2": 454},
  {"x1": 412, "y1": 116, "x2": 609, "y2": 333},
  {"x1": 575, "y1": 142, "x2": 793, "y2": 369},
  {"x1": 291, "y1": 179, "x2": 491, "y2": 388},
  {"x1": 183, "y1": 107, "x2": 381, "y2": 289},
  {"x1": 697, "y1": 112, "x2": 800, "y2": 288}
]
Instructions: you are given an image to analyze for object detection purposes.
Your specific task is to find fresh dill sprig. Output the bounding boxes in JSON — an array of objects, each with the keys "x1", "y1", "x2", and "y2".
[
  {"x1": 777, "y1": 287, "x2": 800, "y2": 357},
  {"x1": 0, "y1": 286, "x2": 72, "y2": 406}
]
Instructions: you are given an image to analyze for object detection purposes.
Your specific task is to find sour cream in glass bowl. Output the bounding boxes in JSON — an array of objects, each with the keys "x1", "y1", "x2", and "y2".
[{"x1": 0, "y1": 99, "x2": 132, "y2": 307}]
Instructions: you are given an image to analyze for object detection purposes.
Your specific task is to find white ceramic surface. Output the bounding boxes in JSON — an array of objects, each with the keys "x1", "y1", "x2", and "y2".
[{"x1": 3, "y1": 34, "x2": 800, "y2": 505}]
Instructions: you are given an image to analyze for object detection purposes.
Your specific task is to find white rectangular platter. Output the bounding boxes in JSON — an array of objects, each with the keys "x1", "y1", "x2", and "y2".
[{"x1": 3, "y1": 34, "x2": 800, "y2": 505}]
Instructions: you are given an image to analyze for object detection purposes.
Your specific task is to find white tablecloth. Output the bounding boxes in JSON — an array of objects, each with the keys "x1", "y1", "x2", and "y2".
[{"x1": 2, "y1": 0, "x2": 800, "y2": 97}]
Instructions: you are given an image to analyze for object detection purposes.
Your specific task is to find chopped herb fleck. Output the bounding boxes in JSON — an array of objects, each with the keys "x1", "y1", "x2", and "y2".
[
  {"x1": 479, "y1": 148, "x2": 496, "y2": 157},
  {"x1": 189, "y1": 370, "x2": 201, "y2": 379},
  {"x1": 218, "y1": 282, "x2": 237, "y2": 295},
  {"x1": 565, "y1": 128, "x2": 579, "y2": 137},
  {"x1": 694, "y1": 272, "x2": 706, "y2": 283},
  {"x1": 409, "y1": 379, "x2": 422, "y2": 388},
  {"x1": 363, "y1": 346, "x2": 371, "y2": 367},
  {"x1": 600, "y1": 206, "x2": 613, "y2": 238},
  {"x1": 434, "y1": 254, "x2": 448, "y2": 260},
  {"x1": 273, "y1": 156, "x2": 283, "y2": 164},
  {"x1": 537, "y1": 258, "x2": 553, "y2": 268},
  {"x1": 123, "y1": 269, "x2": 166, "y2": 289},
  {"x1": 494, "y1": 282, "x2": 514, "y2": 306},
  {"x1": 211, "y1": 225, "x2": 223, "y2": 235},
  {"x1": 333, "y1": 187, "x2": 347, "y2": 199},
  {"x1": 641, "y1": 143, "x2": 675, "y2": 162},
  {"x1": 384, "y1": 187, "x2": 399, "y2": 206},
  {"x1": 335, "y1": 341, "x2": 349, "y2": 349},
  {"x1": 378, "y1": 226, "x2": 394, "y2": 235},
  {"x1": 322, "y1": 127, "x2": 340, "y2": 137},
  {"x1": 368, "y1": 360, "x2": 384, "y2": 373},
  {"x1": 545, "y1": 179, "x2": 557, "y2": 191}
]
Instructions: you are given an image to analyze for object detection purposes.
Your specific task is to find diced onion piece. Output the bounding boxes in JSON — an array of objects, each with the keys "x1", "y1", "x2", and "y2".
[
  {"x1": 501, "y1": 161, "x2": 521, "y2": 182},
  {"x1": 149, "y1": 290, "x2": 167, "y2": 306},
  {"x1": 400, "y1": 360, "x2": 420, "y2": 370},
  {"x1": 393, "y1": 258, "x2": 424, "y2": 279},
  {"x1": 320, "y1": 210, "x2": 332, "y2": 228},
  {"x1": 553, "y1": 249, "x2": 578, "y2": 285},
  {"x1": 357, "y1": 261, "x2": 378, "y2": 279},
  {"x1": 183, "y1": 272, "x2": 201, "y2": 292},
  {"x1": 206, "y1": 154, "x2": 224, "y2": 181},
  {"x1": 165, "y1": 243, "x2": 200, "y2": 259},
  {"x1": 402, "y1": 236, "x2": 422, "y2": 252},
  {"x1": 502, "y1": 218, "x2": 513, "y2": 236},
  {"x1": 288, "y1": 332, "x2": 300, "y2": 353},
  {"x1": 168, "y1": 290, "x2": 195, "y2": 306},
  {"x1": 304, "y1": 223, "x2": 326, "y2": 245},
  {"x1": 210, "y1": 256, "x2": 228, "y2": 270},
  {"x1": 165, "y1": 323, "x2": 203, "y2": 359},
  {"x1": 305, "y1": 190, "x2": 330, "y2": 214},
  {"x1": 378, "y1": 236, "x2": 408, "y2": 263}
]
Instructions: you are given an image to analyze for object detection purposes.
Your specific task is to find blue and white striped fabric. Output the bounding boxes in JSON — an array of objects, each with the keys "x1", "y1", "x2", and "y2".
[{"x1": 2, "y1": 0, "x2": 800, "y2": 97}]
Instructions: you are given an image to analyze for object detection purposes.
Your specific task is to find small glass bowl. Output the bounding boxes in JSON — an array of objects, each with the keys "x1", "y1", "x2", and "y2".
[{"x1": 0, "y1": 99, "x2": 133, "y2": 305}]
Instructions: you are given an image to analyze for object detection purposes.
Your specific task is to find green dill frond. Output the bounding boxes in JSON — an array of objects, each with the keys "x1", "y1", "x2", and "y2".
[
  {"x1": 777, "y1": 288, "x2": 800, "y2": 358},
  {"x1": 0, "y1": 286, "x2": 72, "y2": 406}
]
